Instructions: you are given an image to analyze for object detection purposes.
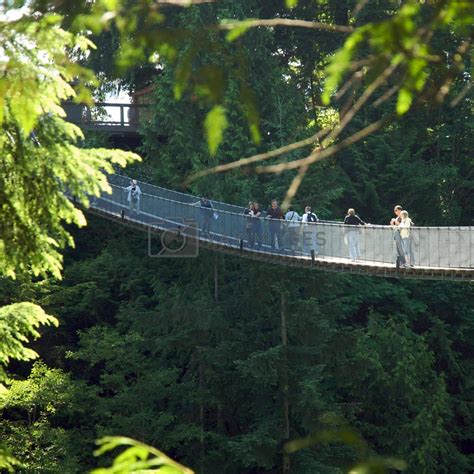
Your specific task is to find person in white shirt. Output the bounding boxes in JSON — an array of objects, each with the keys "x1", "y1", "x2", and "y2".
[
  {"x1": 124, "y1": 179, "x2": 142, "y2": 215},
  {"x1": 301, "y1": 206, "x2": 319, "y2": 254},
  {"x1": 284, "y1": 206, "x2": 301, "y2": 251},
  {"x1": 399, "y1": 210, "x2": 413, "y2": 267}
]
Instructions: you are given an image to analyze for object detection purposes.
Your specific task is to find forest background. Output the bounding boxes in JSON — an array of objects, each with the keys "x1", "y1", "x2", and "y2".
[{"x1": 0, "y1": 0, "x2": 472, "y2": 473}]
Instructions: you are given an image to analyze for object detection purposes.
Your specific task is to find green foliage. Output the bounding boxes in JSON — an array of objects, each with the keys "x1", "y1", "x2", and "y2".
[
  {"x1": 204, "y1": 105, "x2": 229, "y2": 156},
  {"x1": 0, "y1": 361, "x2": 93, "y2": 472},
  {"x1": 285, "y1": 414, "x2": 407, "y2": 474},
  {"x1": 0, "y1": 446, "x2": 21, "y2": 473},
  {"x1": 0, "y1": 303, "x2": 57, "y2": 383},
  {"x1": 0, "y1": 1, "x2": 472, "y2": 473},
  {"x1": 92, "y1": 437, "x2": 194, "y2": 474},
  {"x1": 224, "y1": 19, "x2": 256, "y2": 42},
  {"x1": 31, "y1": 220, "x2": 471, "y2": 472},
  {"x1": 0, "y1": 8, "x2": 140, "y2": 279},
  {"x1": 285, "y1": 0, "x2": 298, "y2": 9},
  {"x1": 322, "y1": 0, "x2": 473, "y2": 116}
]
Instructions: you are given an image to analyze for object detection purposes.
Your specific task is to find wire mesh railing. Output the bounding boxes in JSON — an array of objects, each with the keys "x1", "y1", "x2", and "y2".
[{"x1": 86, "y1": 174, "x2": 474, "y2": 271}]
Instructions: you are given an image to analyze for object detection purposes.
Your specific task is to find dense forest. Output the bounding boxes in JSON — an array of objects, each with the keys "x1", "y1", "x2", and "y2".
[{"x1": 0, "y1": 1, "x2": 473, "y2": 473}]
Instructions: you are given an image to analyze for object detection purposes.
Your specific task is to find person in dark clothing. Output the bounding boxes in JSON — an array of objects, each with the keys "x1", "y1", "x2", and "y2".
[
  {"x1": 302, "y1": 206, "x2": 319, "y2": 254},
  {"x1": 195, "y1": 196, "x2": 214, "y2": 238},
  {"x1": 343, "y1": 208, "x2": 366, "y2": 261},
  {"x1": 252, "y1": 202, "x2": 263, "y2": 247},
  {"x1": 243, "y1": 201, "x2": 255, "y2": 247},
  {"x1": 390, "y1": 204, "x2": 405, "y2": 268},
  {"x1": 266, "y1": 199, "x2": 284, "y2": 250}
]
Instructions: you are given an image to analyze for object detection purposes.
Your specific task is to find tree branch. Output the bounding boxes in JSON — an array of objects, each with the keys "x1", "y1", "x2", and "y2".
[
  {"x1": 184, "y1": 126, "x2": 331, "y2": 186},
  {"x1": 219, "y1": 18, "x2": 353, "y2": 34},
  {"x1": 156, "y1": 0, "x2": 215, "y2": 5},
  {"x1": 256, "y1": 116, "x2": 391, "y2": 174},
  {"x1": 281, "y1": 164, "x2": 308, "y2": 211}
]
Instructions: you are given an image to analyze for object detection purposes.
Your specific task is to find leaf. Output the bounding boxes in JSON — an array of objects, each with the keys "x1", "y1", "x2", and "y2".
[
  {"x1": 223, "y1": 19, "x2": 256, "y2": 42},
  {"x1": 240, "y1": 85, "x2": 261, "y2": 145},
  {"x1": 322, "y1": 28, "x2": 367, "y2": 105},
  {"x1": 204, "y1": 105, "x2": 228, "y2": 156},
  {"x1": 285, "y1": 0, "x2": 298, "y2": 8},
  {"x1": 92, "y1": 436, "x2": 194, "y2": 473},
  {"x1": 396, "y1": 87, "x2": 413, "y2": 115},
  {"x1": 173, "y1": 48, "x2": 195, "y2": 100}
]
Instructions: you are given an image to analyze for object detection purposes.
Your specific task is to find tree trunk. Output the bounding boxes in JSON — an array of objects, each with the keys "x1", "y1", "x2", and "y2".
[
  {"x1": 281, "y1": 291, "x2": 290, "y2": 474},
  {"x1": 199, "y1": 360, "x2": 205, "y2": 473},
  {"x1": 214, "y1": 254, "x2": 218, "y2": 302}
]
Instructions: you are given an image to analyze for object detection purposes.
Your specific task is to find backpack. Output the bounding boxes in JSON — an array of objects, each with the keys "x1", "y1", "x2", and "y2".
[{"x1": 306, "y1": 212, "x2": 317, "y2": 223}]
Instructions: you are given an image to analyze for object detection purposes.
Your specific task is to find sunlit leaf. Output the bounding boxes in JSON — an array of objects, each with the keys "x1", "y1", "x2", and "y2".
[
  {"x1": 204, "y1": 105, "x2": 228, "y2": 156},
  {"x1": 240, "y1": 85, "x2": 261, "y2": 144},
  {"x1": 396, "y1": 88, "x2": 413, "y2": 115},
  {"x1": 223, "y1": 19, "x2": 256, "y2": 42},
  {"x1": 93, "y1": 436, "x2": 193, "y2": 473}
]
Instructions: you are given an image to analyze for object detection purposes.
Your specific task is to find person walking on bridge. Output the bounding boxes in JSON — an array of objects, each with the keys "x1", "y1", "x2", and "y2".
[
  {"x1": 244, "y1": 201, "x2": 255, "y2": 247},
  {"x1": 343, "y1": 208, "x2": 366, "y2": 261},
  {"x1": 390, "y1": 205, "x2": 405, "y2": 268},
  {"x1": 285, "y1": 206, "x2": 301, "y2": 252},
  {"x1": 399, "y1": 210, "x2": 413, "y2": 268},
  {"x1": 266, "y1": 199, "x2": 284, "y2": 250},
  {"x1": 252, "y1": 202, "x2": 263, "y2": 248},
  {"x1": 125, "y1": 179, "x2": 142, "y2": 216},
  {"x1": 194, "y1": 196, "x2": 215, "y2": 239},
  {"x1": 302, "y1": 206, "x2": 319, "y2": 255}
]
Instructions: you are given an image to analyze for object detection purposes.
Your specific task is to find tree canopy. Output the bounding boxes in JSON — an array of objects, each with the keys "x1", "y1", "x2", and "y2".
[{"x1": 0, "y1": 0, "x2": 472, "y2": 473}]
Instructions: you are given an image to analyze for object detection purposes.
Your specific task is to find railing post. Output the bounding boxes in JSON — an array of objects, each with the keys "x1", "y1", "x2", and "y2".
[
  {"x1": 240, "y1": 239, "x2": 243, "y2": 252},
  {"x1": 120, "y1": 105, "x2": 125, "y2": 127},
  {"x1": 311, "y1": 249, "x2": 315, "y2": 264},
  {"x1": 121, "y1": 209, "x2": 125, "y2": 221}
]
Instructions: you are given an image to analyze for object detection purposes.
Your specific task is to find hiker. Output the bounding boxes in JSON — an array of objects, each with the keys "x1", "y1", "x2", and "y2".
[
  {"x1": 399, "y1": 210, "x2": 413, "y2": 267},
  {"x1": 285, "y1": 206, "x2": 302, "y2": 251},
  {"x1": 343, "y1": 208, "x2": 366, "y2": 261},
  {"x1": 266, "y1": 199, "x2": 285, "y2": 250},
  {"x1": 194, "y1": 196, "x2": 214, "y2": 238},
  {"x1": 252, "y1": 202, "x2": 263, "y2": 248},
  {"x1": 390, "y1": 205, "x2": 406, "y2": 268},
  {"x1": 244, "y1": 201, "x2": 255, "y2": 247},
  {"x1": 125, "y1": 179, "x2": 142, "y2": 215},
  {"x1": 302, "y1": 206, "x2": 319, "y2": 254}
]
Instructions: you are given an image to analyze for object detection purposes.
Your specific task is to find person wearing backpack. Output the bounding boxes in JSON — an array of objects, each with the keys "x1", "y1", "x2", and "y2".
[
  {"x1": 285, "y1": 206, "x2": 301, "y2": 251},
  {"x1": 125, "y1": 179, "x2": 142, "y2": 216},
  {"x1": 302, "y1": 206, "x2": 319, "y2": 254}
]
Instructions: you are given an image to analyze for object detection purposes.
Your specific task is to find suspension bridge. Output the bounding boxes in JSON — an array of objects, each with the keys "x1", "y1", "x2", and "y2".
[{"x1": 85, "y1": 174, "x2": 474, "y2": 282}]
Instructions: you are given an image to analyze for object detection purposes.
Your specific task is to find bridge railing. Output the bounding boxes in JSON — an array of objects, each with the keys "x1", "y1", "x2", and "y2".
[
  {"x1": 90, "y1": 177, "x2": 473, "y2": 270},
  {"x1": 63, "y1": 102, "x2": 149, "y2": 130}
]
